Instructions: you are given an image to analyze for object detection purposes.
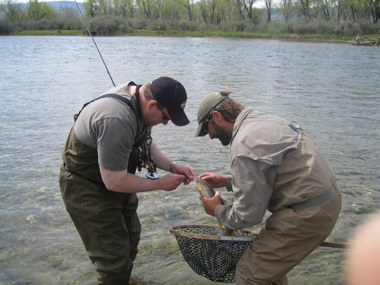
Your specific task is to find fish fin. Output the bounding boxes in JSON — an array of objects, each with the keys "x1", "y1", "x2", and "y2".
[
  {"x1": 217, "y1": 219, "x2": 236, "y2": 236},
  {"x1": 217, "y1": 219, "x2": 224, "y2": 229},
  {"x1": 225, "y1": 228, "x2": 236, "y2": 236}
]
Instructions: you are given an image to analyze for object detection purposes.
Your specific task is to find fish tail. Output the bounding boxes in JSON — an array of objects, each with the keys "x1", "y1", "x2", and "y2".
[
  {"x1": 225, "y1": 228, "x2": 236, "y2": 236},
  {"x1": 217, "y1": 219, "x2": 236, "y2": 236},
  {"x1": 217, "y1": 219, "x2": 224, "y2": 229}
]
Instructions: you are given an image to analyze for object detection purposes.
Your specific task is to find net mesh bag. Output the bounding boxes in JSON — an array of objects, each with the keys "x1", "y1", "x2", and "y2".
[{"x1": 170, "y1": 225, "x2": 257, "y2": 283}]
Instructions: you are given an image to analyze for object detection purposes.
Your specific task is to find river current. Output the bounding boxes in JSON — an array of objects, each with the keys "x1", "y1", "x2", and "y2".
[{"x1": 0, "y1": 35, "x2": 379, "y2": 284}]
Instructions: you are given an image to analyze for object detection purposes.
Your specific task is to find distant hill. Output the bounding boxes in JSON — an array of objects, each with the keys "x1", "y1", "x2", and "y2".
[
  {"x1": 271, "y1": 9, "x2": 282, "y2": 21},
  {"x1": 47, "y1": 1, "x2": 84, "y2": 11}
]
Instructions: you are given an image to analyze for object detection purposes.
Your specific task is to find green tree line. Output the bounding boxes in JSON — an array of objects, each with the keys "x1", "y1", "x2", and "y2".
[{"x1": 0, "y1": 0, "x2": 379, "y2": 35}]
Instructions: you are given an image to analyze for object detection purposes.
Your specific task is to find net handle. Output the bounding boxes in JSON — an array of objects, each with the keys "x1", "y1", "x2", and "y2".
[
  {"x1": 220, "y1": 235, "x2": 256, "y2": 241},
  {"x1": 170, "y1": 224, "x2": 258, "y2": 241}
]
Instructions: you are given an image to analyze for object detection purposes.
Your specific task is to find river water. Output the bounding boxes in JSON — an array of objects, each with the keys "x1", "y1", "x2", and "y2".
[{"x1": 0, "y1": 35, "x2": 379, "y2": 285}]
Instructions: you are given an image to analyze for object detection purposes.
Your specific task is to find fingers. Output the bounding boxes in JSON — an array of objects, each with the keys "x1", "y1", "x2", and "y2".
[
  {"x1": 186, "y1": 166, "x2": 195, "y2": 177},
  {"x1": 174, "y1": 164, "x2": 195, "y2": 183},
  {"x1": 161, "y1": 173, "x2": 186, "y2": 191},
  {"x1": 183, "y1": 177, "x2": 193, "y2": 185},
  {"x1": 199, "y1": 192, "x2": 221, "y2": 203},
  {"x1": 175, "y1": 174, "x2": 186, "y2": 186},
  {"x1": 199, "y1": 193, "x2": 220, "y2": 217},
  {"x1": 199, "y1": 172, "x2": 214, "y2": 180},
  {"x1": 198, "y1": 173, "x2": 227, "y2": 188},
  {"x1": 184, "y1": 167, "x2": 195, "y2": 181},
  {"x1": 199, "y1": 173, "x2": 219, "y2": 188}
]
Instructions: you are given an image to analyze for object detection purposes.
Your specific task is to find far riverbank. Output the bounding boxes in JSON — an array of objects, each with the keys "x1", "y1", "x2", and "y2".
[{"x1": 7, "y1": 29, "x2": 380, "y2": 44}]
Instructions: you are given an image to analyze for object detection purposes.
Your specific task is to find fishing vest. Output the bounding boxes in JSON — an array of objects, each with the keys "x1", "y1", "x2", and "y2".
[{"x1": 268, "y1": 132, "x2": 337, "y2": 212}]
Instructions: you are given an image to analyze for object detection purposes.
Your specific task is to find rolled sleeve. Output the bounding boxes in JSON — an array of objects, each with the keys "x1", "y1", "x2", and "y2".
[
  {"x1": 226, "y1": 175, "x2": 233, "y2": 192},
  {"x1": 215, "y1": 156, "x2": 276, "y2": 230}
]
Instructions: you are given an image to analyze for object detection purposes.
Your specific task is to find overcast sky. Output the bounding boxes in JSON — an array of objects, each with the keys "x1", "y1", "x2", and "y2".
[{"x1": 16, "y1": 0, "x2": 84, "y2": 3}]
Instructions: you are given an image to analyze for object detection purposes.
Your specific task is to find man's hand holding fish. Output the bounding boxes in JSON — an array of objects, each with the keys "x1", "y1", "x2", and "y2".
[
  {"x1": 196, "y1": 173, "x2": 227, "y2": 216},
  {"x1": 199, "y1": 172, "x2": 228, "y2": 188},
  {"x1": 195, "y1": 175, "x2": 235, "y2": 236},
  {"x1": 200, "y1": 190, "x2": 222, "y2": 216}
]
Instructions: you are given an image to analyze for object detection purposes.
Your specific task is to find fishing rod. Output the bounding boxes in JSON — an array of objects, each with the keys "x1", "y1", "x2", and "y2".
[
  {"x1": 320, "y1": 241, "x2": 348, "y2": 249},
  {"x1": 73, "y1": 0, "x2": 116, "y2": 87},
  {"x1": 234, "y1": 228, "x2": 348, "y2": 249}
]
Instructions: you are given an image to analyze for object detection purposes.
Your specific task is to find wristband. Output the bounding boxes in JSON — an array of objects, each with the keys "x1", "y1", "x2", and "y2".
[{"x1": 170, "y1": 162, "x2": 178, "y2": 173}]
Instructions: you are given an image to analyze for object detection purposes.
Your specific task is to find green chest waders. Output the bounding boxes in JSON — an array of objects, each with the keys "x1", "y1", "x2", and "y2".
[{"x1": 59, "y1": 94, "x2": 142, "y2": 285}]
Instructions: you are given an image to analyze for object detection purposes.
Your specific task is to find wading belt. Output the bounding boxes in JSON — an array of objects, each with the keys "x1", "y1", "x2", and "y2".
[{"x1": 288, "y1": 186, "x2": 337, "y2": 209}]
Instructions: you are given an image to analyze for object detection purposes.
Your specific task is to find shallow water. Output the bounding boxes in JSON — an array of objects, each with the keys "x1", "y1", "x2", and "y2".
[{"x1": 0, "y1": 36, "x2": 379, "y2": 284}]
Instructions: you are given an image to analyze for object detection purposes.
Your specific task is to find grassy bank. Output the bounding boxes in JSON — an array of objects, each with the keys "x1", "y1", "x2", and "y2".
[
  {"x1": 11, "y1": 30, "x2": 84, "y2": 36},
  {"x1": 9, "y1": 29, "x2": 379, "y2": 43}
]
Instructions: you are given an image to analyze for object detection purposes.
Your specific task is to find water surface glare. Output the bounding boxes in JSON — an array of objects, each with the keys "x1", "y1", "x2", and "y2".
[{"x1": 1, "y1": 36, "x2": 379, "y2": 284}]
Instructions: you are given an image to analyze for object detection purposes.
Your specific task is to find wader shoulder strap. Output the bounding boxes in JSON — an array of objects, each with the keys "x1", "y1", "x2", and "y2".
[{"x1": 74, "y1": 93, "x2": 134, "y2": 121}]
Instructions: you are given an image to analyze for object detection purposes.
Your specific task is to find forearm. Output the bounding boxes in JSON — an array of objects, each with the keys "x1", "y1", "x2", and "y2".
[
  {"x1": 150, "y1": 142, "x2": 195, "y2": 184},
  {"x1": 150, "y1": 142, "x2": 173, "y2": 172},
  {"x1": 216, "y1": 158, "x2": 275, "y2": 230},
  {"x1": 100, "y1": 167, "x2": 163, "y2": 193}
]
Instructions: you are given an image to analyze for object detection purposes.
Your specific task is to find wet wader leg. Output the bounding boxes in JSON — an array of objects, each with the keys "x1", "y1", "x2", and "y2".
[
  {"x1": 59, "y1": 171, "x2": 141, "y2": 284},
  {"x1": 121, "y1": 193, "x2": 141, "y2": 262},
  {"x1": 235, "y1": 190, "x2": 341, "y2": 285},
  {"x1": 59, "y1": 127, "x2": 142, "y2": 285},
  {"x1": 123, "y1": 148, "x2": 141, "y2": 263},
  {"x1": 95, "y1": 149, "x2": 141, "y2": 284},
  {"x1": 94, "y1": 191, "x2": 141, "y2": 285}
]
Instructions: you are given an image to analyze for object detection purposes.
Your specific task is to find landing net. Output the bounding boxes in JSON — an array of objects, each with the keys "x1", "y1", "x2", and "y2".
[{"x1": 170, "y1": 224, "x2": 257, "y2": 283}]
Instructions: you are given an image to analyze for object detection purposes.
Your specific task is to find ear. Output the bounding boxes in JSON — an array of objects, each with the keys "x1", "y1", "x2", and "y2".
[
  {"x1": 211, "y1": 110, "x2": 224, "y2": 123},
  {"x1": 147, "y1": 100, "x2": 157, "y2": 110}
]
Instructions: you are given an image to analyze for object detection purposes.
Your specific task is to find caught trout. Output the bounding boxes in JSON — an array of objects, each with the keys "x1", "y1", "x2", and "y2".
[{"x1": 195, "y1": 177, "x2": 235, "y2": 236}]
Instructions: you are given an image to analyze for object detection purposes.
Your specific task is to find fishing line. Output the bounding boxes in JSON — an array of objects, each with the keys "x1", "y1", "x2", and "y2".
[
  {"x1": 73, "y1": 2, "x2": 158, "y2": 179},
  {"x1": 74, "y1": 0, "x2": 116, "y2": 87}
]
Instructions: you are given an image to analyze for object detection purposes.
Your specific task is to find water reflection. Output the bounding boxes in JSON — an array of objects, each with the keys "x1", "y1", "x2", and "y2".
[{"x1": 0, "y1": 36, "x2": 379, "y2": 284}]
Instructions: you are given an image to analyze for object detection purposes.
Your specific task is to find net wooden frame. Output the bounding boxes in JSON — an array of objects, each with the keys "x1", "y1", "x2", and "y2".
[{"x1": 170, "y1": 224, "x2": 258, "y2": 283}]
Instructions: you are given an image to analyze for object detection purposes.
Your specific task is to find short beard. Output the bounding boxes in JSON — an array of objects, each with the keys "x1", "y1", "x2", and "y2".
[
  {"x1": 219, "y1": 136, "x2": 231, "y2": 146},
  {"x1": 212, "y1": 122, "x2": 231, "y2": 146}
]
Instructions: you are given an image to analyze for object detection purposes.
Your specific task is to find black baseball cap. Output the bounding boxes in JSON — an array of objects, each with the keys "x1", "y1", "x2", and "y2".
[{"x1": 150, "y1": 77, "x2": 190, "y2": 126}]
